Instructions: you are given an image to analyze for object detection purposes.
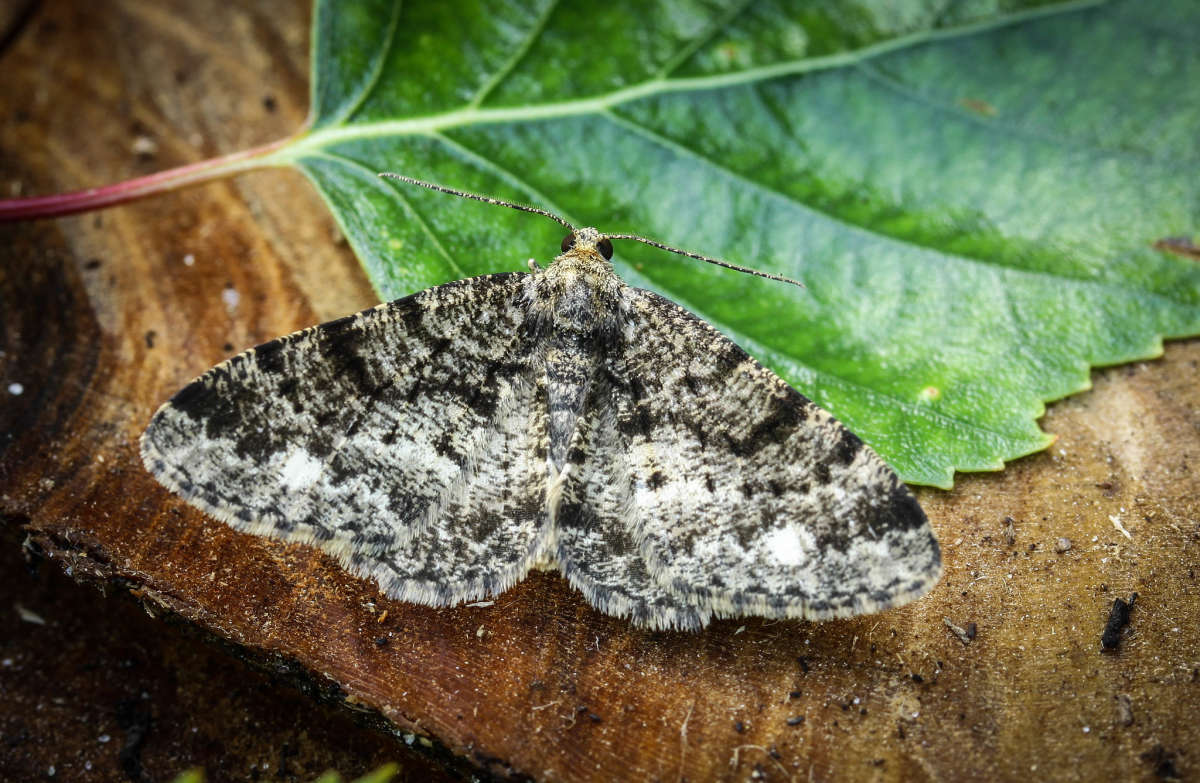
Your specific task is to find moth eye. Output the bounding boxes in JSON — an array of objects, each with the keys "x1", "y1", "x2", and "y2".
[
  {"x1": 596, "y1": 237, "x2": 614, "y2": 260},
  {"x1": 561, "y1": 233, "x2": 576, "y2": 253}
]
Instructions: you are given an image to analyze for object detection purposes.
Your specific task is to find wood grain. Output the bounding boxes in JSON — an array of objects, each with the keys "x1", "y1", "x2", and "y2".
[{"x1": 2, "y1": 2, "x2": 1197, "y2": 781}]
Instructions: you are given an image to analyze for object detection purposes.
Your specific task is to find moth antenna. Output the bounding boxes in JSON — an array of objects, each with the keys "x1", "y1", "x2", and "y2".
[
  {"x1": 605, "y1": 234, "x2": 806, "y2": 289},
  {"x1": 378, "y1": 172, "x2": 574, "y2": 230},
  {"x1": 379, "y1": 173, "x2": 802, "y2": 288}
]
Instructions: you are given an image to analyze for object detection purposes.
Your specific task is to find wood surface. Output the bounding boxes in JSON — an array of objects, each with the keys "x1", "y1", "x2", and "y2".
[
  {"x1": 0, "y1": 521, "x2": 436, "y2": 782},
  {"x1": 2, "y1": 1, "x2": 1197, "y2": 781}
]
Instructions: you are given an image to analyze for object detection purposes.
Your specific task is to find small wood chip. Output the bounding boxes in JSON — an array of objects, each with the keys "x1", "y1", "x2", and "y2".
[
  {"x1": 944, "y1": 618, "x2": 973, "y2": 645},
  {"x1": 1115, "y1": 693, "x2": 1134, "y2": 727},
  {"x1": 1003, "y1": 516, "x2": 1017, "y2": 546}
]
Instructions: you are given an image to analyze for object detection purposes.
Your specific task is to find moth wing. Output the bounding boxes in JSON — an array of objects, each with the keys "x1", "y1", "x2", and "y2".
[
  {"x1": 605, "y1": 289, "x2": 941, "y2": 623},
  {"x1": 362, "y1": 367, "x2": 552, "y2": 606},
  {"x1": 142, "y1": 273, "x2": 552, "y2": 605},
  {"x1": 552, "y1": 381, "x2": 712, "y2": 631}
]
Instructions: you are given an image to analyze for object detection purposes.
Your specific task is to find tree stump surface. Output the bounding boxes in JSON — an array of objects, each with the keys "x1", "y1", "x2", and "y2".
[{"x1": 2, "y1": 2, "x2": 1197, "y2": 781}]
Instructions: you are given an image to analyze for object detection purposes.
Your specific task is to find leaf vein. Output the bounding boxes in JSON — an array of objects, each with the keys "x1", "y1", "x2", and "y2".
[
  {"x1": 326, "y1": 0, "x2": 404, "y2": 127},
  {"x1": 852, "y1": 58, "x2": 1176, "y2": 170},
  {"x1": 620, "y1": 262, "x2": 1037, "y2": 452},
  {"x1": 313, "y1": 150, "x2": 469, "y2": 280},
  {"x1": 654, "y1": 0, "x2": 758, "y2": 80},
  {"x1": 466, "y1": 0, "x2": 562, "y2": 110},
  {"x1": 432, "y1": 131, "x2": 581, "y2": 228},
  {"x1": 600, "y1": 107, "x2": 1194, "y2": 310}
]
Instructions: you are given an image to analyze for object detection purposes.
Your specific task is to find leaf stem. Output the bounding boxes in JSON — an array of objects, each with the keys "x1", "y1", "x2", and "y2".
[{"x1": 0, "y1": 137, "x2": 292, "y2": 222}]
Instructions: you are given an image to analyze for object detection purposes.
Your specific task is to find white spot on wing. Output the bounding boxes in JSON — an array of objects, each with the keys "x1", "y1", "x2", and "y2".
[
  {"x1": 765, "y1": 526, "x2": 808, "y2": 567},
  {"x1": 279, "y1": 450, "x2": 322, "y2": 490}
]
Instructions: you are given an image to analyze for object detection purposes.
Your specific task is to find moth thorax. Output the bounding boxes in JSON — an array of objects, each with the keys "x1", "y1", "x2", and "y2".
[{"x1": 532, "y1": 261, "x2": 624, "y2": 338}]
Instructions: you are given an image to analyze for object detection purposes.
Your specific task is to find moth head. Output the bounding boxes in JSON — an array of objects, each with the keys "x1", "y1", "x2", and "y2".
[{"x1": 561, "y1": 227, "x2": 614, "y2": 261}]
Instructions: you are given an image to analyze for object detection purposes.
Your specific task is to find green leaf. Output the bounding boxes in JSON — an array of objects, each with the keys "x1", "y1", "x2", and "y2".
[
  {"x1": 170, "y1": 765, "x2": 398, "y2": 783},
  {"x1": 313, "y1": 763, "x2": 400, "y2": 783},
  {"x1": 168, "y1": 771, "x2": 205, "y2": 783},
  {"x1": 266, "y1": 0, "x2": 1200, "y2": 488}
]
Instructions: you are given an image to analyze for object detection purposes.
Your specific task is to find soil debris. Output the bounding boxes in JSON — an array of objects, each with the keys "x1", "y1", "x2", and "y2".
[{"x1": 1100, "y1": 593, "x2": 1137, "y2": 651}]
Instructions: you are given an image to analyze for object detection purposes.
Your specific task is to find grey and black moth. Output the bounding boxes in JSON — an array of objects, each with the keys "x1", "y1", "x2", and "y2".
[{"x1": 142, "y1": 175, "x2": 941, "y2": 631}]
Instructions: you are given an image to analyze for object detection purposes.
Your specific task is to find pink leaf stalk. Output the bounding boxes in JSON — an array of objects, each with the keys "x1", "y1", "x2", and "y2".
[{"x1": 0, "y1": 138, "x2": 290, "y2": 222}]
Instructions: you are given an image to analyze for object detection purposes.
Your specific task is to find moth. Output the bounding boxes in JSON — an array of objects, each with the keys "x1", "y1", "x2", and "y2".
[{"x1": 141, "y1": 174, "x2": 941, "y2": 630}]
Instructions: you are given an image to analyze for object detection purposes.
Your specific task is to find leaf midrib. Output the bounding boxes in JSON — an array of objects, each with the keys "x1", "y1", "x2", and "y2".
[
  {"x1": 287, "y1": 0, "x2": 1105, "y2": 158},
  {"x1": 296, "y1": 79, "x2": 1194, "y2": 331}
]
